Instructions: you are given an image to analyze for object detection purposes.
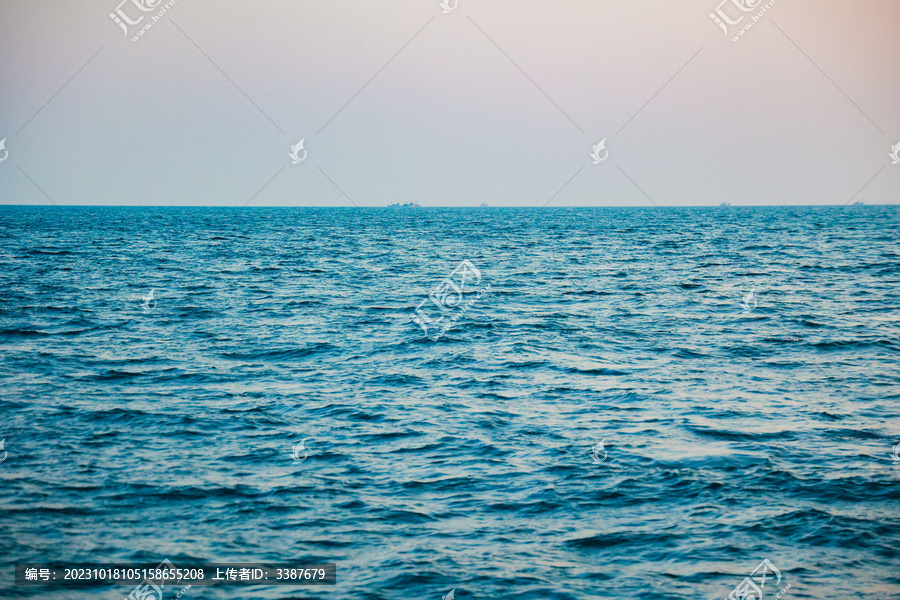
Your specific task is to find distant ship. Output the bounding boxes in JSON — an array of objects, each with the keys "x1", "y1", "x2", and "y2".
[
  {"x1": 852, "y1": 200, "x2": 864, "y2": 206},
  {"x1": 388, "y1": 201, "x2": 421, "y2": 207},
  {"x1": 479, "y1": 202, "x2": 488, "y2": 207},
  {"x1": 719, "y1": 202, "x2": 731, "y2": 207}
]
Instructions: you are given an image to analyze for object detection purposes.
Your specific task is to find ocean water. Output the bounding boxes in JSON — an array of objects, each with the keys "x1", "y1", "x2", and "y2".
[{"x1": 0, "y1": 205, "x2": 898, "y2": 600}]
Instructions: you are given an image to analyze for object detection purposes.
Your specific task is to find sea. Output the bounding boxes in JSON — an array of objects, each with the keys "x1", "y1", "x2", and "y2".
[{"x1": 0, "y1": 205, "x2": 898, "y2": 600}]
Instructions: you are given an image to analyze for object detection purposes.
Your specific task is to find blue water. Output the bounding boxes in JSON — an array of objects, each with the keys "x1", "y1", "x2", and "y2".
[{"x1": 1, "y1": 205, "x2": 898, "y2": 600}]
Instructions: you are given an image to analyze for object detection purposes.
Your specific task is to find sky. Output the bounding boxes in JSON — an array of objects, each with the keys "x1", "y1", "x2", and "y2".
[{"x1": 0, "y1": 0, "x2": 898, "y2": 206}]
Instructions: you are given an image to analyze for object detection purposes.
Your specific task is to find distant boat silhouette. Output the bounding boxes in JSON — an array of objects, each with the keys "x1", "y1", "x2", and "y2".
[
  {"x1": 479, "y1": 202, "x2": 488, "y2": 207},
  {"x1": 388, "y1": 201, "x2": 421, "y2": 207},
  {"x1": 718, "y1": 202, "x2": 731, "y2": 207}
]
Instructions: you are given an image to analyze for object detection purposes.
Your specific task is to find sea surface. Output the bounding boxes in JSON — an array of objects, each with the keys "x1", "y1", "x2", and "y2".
[{"x1": 0, "y1": 205, "x2": 898, "y2": 600}]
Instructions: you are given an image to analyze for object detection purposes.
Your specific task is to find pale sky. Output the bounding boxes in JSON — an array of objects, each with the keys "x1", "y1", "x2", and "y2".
[{"x1": 0, "y1": 0, "x2": 897, "y2": 206}]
